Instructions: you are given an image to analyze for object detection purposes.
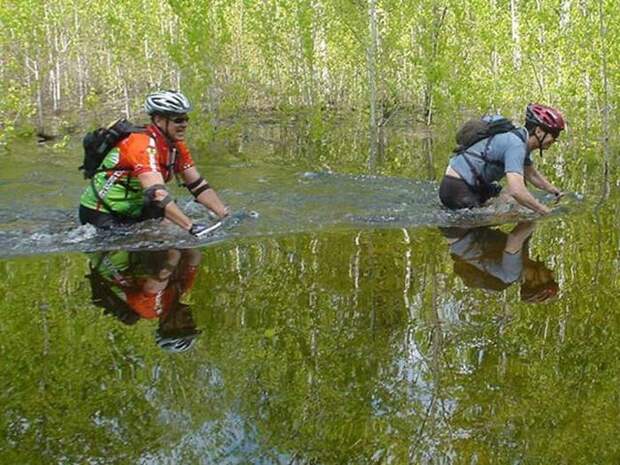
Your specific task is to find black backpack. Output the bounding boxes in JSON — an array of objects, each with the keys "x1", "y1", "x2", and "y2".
[
  {"x1": 80, "y1": 118, "x2": 146, "y2": 179},
  {"x1": 453, "y1": 116, "x2": 525, "y2": 199},
  {"x1": 86, "y1": 267, "x2": 141, "y2": 325},
  {"x1": 454, "y1": 116, "x2": 519, "y2": 153}
]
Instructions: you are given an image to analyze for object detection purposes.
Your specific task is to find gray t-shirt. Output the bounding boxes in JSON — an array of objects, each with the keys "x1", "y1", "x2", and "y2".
[
  {"x1": 450, "y1": 231, "x2": 523, "y2": 285},
  {"x1": 450, "y1": 118, "x2": 531, "y2": 186}
]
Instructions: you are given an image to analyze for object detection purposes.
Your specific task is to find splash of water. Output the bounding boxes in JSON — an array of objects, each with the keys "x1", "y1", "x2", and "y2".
[{"x1": 0, "y1": 172, "x2": 584, "y2": 258}]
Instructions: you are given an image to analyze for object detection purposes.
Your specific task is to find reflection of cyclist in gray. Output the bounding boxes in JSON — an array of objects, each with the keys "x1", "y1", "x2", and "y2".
[
  {"x1": 86, "y1": 248, "x2": 203, "y2": 352},
  {"x1": 441, "y1": 222, "x2": 558, "y2": 303}
]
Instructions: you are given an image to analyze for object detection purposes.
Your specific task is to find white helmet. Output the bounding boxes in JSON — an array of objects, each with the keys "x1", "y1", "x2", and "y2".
[{"x1": 144, "y1": 90, "x2": 192, "y2": 116}]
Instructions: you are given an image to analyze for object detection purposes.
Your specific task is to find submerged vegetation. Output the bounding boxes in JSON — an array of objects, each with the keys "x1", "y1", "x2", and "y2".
[{"x1": 0, "y1": 0, "x2": 617, "y2": 162}]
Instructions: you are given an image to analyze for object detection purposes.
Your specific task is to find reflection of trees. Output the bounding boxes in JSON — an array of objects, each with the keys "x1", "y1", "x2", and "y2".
[
  {"x1": 0, "y1": 253, "x2": 228, "y2": 465},
  {"x1": 1, "y1": 213, "x2": 620, "y2": 464},
  {"x1": 194, "y1": 222, "x2": 620, "y2": 464},
  {"x1": 192, "y1": 228, "x2": 457, "y2": 463},
  {"x1": 0, "y1": 255, "x2": 162, "y2": 464},
  {"x1": 433, "y1": 219, "x2": 620, "y2": 465}
]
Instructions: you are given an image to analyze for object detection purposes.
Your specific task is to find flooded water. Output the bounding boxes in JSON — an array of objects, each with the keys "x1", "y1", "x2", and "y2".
[{"x1": 1, "y1": 121, "x2": 619, "y2": 464}]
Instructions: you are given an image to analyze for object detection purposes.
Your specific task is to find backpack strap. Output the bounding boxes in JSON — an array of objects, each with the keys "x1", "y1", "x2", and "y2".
[
  {"x1": 90, "y1": 130, "x2": 159, "y2": 216},
  {"x1": 90, "y1": 172, "x2": 125, "y2": 217},
  {"x1": 456, "y1": 127, "x2": 527, "y2": 174},
  {"x1": 457, "y1": 127, "x2": 528, "y2": 195},
  {"x1": 512, "y1": 127, "x2": 527, "y2": 143},
  {"x1": 460, "y1": 150, "x2": 487, "y2": 193},
  {"x1": 454, "y1": 134, "x2": 499, "y2": 193}
]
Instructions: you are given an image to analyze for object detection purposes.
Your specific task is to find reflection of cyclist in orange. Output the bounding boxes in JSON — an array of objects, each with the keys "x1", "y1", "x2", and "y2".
[
  {"x1": 440, "y1": 222, "x2": 558, "y2": 303},
  {"x1": 87, "y1": 248, "x2": 202, "y2": 352}
]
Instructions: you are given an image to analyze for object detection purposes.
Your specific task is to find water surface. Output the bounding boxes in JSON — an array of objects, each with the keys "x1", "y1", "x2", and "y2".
[{"x1": 1, "y1": 123, "x2": 618, "y2": 464}]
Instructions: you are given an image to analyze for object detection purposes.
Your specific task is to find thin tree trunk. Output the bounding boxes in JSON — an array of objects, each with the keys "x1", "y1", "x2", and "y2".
[
  {"x1": 144, "y1": 38, "x2": 152, "y2": 88},
  {"x1": 584, "y1": 72, "x2": 592, "y2": 135},
  {"x1": 560, "y1": 0, "x2": 572, "y2": 30},
  {"x1": 598, "y1": 0, "x2": 610, "y2": 199},
  {"x1": 77, "y1": 52, "x2": 85, "y2": 111},
  {"x1": 30, "y1": 57, "x2": 45, "y2": 131},
  {"x1": 312, "y1": 0, "x2": 330, "y2": 101},
  {"x1": 367, "y1": 0, "x2": 379, "y2": 172},
  {"x1": 423, "y1": 5, "x2": 447, "y2": 126},
  {"x1": 174, "y1": 69, "x2": 181, "y2": 91},
  {"x1": 490, "y1": 0, "x2": 499, "y2": 79},
  {"x1": 510, "y1": 0, "x2": 522, "y2": 69},
  {"x1": 54, "y1": 57, "x2": 61, "y2": 113},
  {"x1": 73, "y1": 1, "x2": 85, "y2": 111},
  {"x1": 43, "y1": 4, "x2": 53, "y2": 117},
  {"x1": 122, "y1": 79, "x2": 130, "y2": 118},
  {"x1": 424, "y1": 135, "x2": 435, "y2": 180}
]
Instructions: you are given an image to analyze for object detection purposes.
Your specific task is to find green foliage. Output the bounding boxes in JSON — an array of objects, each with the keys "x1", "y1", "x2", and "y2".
[
  {"x1": 0, "y1": 0, "x2": 616, "y2": 152},
  {"x1": 0, "y1": 84, "x2": 36, "y2": 152}
]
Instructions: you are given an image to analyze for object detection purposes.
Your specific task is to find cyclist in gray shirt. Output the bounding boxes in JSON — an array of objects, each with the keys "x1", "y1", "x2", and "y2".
[{"x1": 439, "y1": 103, "x2": 565, "y2": 214}]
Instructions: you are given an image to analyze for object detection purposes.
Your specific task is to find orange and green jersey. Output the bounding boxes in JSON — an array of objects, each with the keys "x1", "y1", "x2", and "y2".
[{"x1": 80, "y1": 124, "x2": 195, "y2": 217}]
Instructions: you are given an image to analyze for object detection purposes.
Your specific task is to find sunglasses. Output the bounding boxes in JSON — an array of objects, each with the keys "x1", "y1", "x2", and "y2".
[{"x1": 170, "y1": 116, "x2": 190, "y2": 124}]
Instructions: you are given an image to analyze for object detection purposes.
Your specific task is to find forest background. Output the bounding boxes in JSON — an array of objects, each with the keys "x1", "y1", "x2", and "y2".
[
  {"x1": 0, "y1": 0, "x2": 617, "y2": 173},
  {"x1": 1, "y1": 3, "x2": 619, "y2": 462}
]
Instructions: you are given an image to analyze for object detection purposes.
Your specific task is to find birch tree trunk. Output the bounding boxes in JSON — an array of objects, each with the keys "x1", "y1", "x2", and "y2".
[
  {"x1": 598, "y1": 0, "x2": 610, "y2": 196},
  {"x1": 73, "y1": 2, "x2": 84, "y2": 111},
  {"x1": 560, "y1": 0, "x2": 572, "y2": 30},
  {"x1": 367, "y1": 0, "x2": 379, "y2": 172},
  {"x1": 510, "y1": 0, "x2": 522, "y2": 69},
  {"x1": 123, "y1": 80, "x2": 130, "y2": 118},
  {"x1": 424, "y1": 135, "x2": 435, "y2": 180},
  {"x1": 28, "y1": 57, "x2": 45, "y2": 131},
  {"x1": 76, "y1": 52, "x2": 85, "y2": 111},
  {"x1": 490, "y1": 0, "x2": 499, "y2": 79},
  {"x1": 423, "y1": 5, "x2": 447, "y2": 126}
]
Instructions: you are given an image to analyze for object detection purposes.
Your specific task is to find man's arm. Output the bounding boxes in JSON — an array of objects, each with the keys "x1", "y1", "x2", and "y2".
[
  {"x1": 524, "y1": 165, "x2": 562, "y2": 197},
  {"x1": 181, "y1": 167, "x2": 229, "y2": 219},
  {"x1": 504, "y1": 221, "x2": 536, "y2": 254},
  {"x1": 138, "y1": 172, "x2": 193, "y2": 231},
  {"x1": 505, "y1": 172, "x2": 552, "y2": 215}
]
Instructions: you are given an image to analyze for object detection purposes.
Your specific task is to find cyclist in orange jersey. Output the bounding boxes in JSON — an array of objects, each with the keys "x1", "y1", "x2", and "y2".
[{"x1": 79, "y1": 90, "x2": 228, "y2": 237}]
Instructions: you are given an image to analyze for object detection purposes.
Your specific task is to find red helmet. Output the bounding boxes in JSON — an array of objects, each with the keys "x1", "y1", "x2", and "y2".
[{"x1": 525, "y1": 103, "x2": 565, "y2": 133}]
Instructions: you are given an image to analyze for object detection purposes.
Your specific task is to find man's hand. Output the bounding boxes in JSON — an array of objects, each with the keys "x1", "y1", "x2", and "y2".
[
  {"x1": 206, "y1": 206, "x2": 230, "y2": 220},
  {"x1": 549, "y1": 188, "x2": 564, "y2": 202},
  {"x1": 539, "y1": 204, "x2": 553, "y2": 215}
]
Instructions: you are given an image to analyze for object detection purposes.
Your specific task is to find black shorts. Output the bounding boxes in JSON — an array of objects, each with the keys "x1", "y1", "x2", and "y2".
[
  {"x1": 439, "y1": 175, "x2": 485, "y2": 210},
  {"x1": 79, "y1": 205, "x2": 164, "y2": 229}
]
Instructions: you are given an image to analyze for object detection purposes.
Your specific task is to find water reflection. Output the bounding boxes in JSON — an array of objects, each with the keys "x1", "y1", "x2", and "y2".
[
  {"x1": 3, "y1": 219, "x2": 620, "y2": 464},
  {"x1": 441, "y1": 221, "x2": 559, "y2": 303},
  {"x1": 86, "y1": 248, "x2": 203, "y2": 352}
]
